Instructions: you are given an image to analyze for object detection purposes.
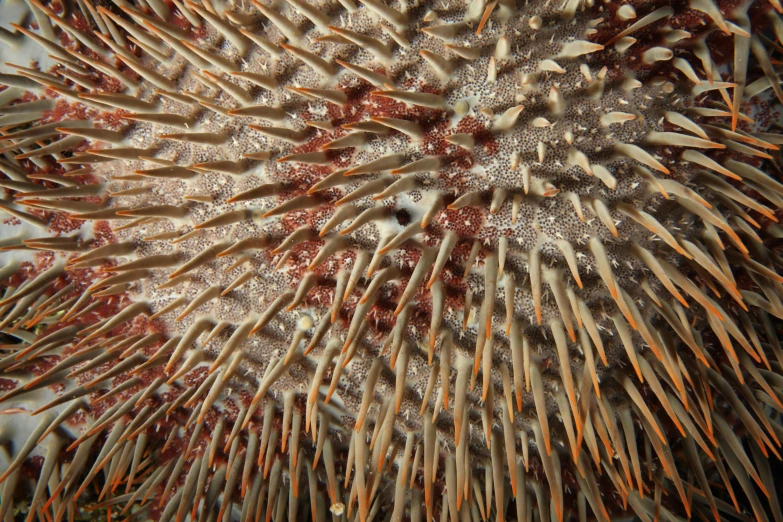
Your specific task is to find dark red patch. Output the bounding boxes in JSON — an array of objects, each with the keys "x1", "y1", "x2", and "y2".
[
  {"x1": 0, "y1": 378, "x2": 18, "y2": 391},
  {"x1": 41, "y1": 98, "x2": 96, "y2": 124}
]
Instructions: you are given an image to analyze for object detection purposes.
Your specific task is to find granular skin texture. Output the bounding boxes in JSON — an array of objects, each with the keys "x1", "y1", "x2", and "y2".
[{"x1": 0, "y1": 0, "x2": 782, "y2": 521}]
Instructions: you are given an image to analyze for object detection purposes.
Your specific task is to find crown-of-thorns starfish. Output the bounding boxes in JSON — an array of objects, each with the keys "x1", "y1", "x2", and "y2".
[{"x1": 0, "y1": 0, "x2": 782, "y2": 521}]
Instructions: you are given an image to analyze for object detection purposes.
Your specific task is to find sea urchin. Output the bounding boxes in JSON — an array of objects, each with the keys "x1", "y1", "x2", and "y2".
[{"x1": 0, "y1": 0, "x2": 782, "y2": 521}]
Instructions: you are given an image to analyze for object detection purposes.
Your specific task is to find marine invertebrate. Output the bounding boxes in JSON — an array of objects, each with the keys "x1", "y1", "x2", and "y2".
[{"x1": 0, "y1": 0, "x2": 783, "y2": 520}]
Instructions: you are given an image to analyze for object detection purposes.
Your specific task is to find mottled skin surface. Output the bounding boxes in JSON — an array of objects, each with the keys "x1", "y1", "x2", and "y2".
[
  {"x1": 108, "y1": 0, "x2": 681, "y2": 434},
  {"x1": 0, "y1": 0, "x2": 782, "y2": 520}
]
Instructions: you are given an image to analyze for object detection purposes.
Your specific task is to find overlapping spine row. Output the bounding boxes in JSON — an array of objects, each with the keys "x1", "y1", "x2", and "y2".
[{"x1": 0, "y1": 0, "x2": 783, "y2": 521}]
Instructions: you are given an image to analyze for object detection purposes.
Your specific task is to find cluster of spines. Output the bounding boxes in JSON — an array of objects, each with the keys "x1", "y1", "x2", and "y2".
[{"x1": 0, "y1": 0, "x2": 783, "y2": 521}]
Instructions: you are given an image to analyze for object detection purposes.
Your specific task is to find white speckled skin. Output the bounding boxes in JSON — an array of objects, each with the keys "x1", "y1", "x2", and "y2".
[
  {"x1": 1, "y1": 0, "x2": 783, "y2": 520},
  {"x1": 100, "y1": 0, "x2": 695, "y2": 443}
]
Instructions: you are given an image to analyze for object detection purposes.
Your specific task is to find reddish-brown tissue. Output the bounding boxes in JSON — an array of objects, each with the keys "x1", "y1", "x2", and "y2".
[{"x1": 0, "y1": 0, "x2": 782, "y2": 521}]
